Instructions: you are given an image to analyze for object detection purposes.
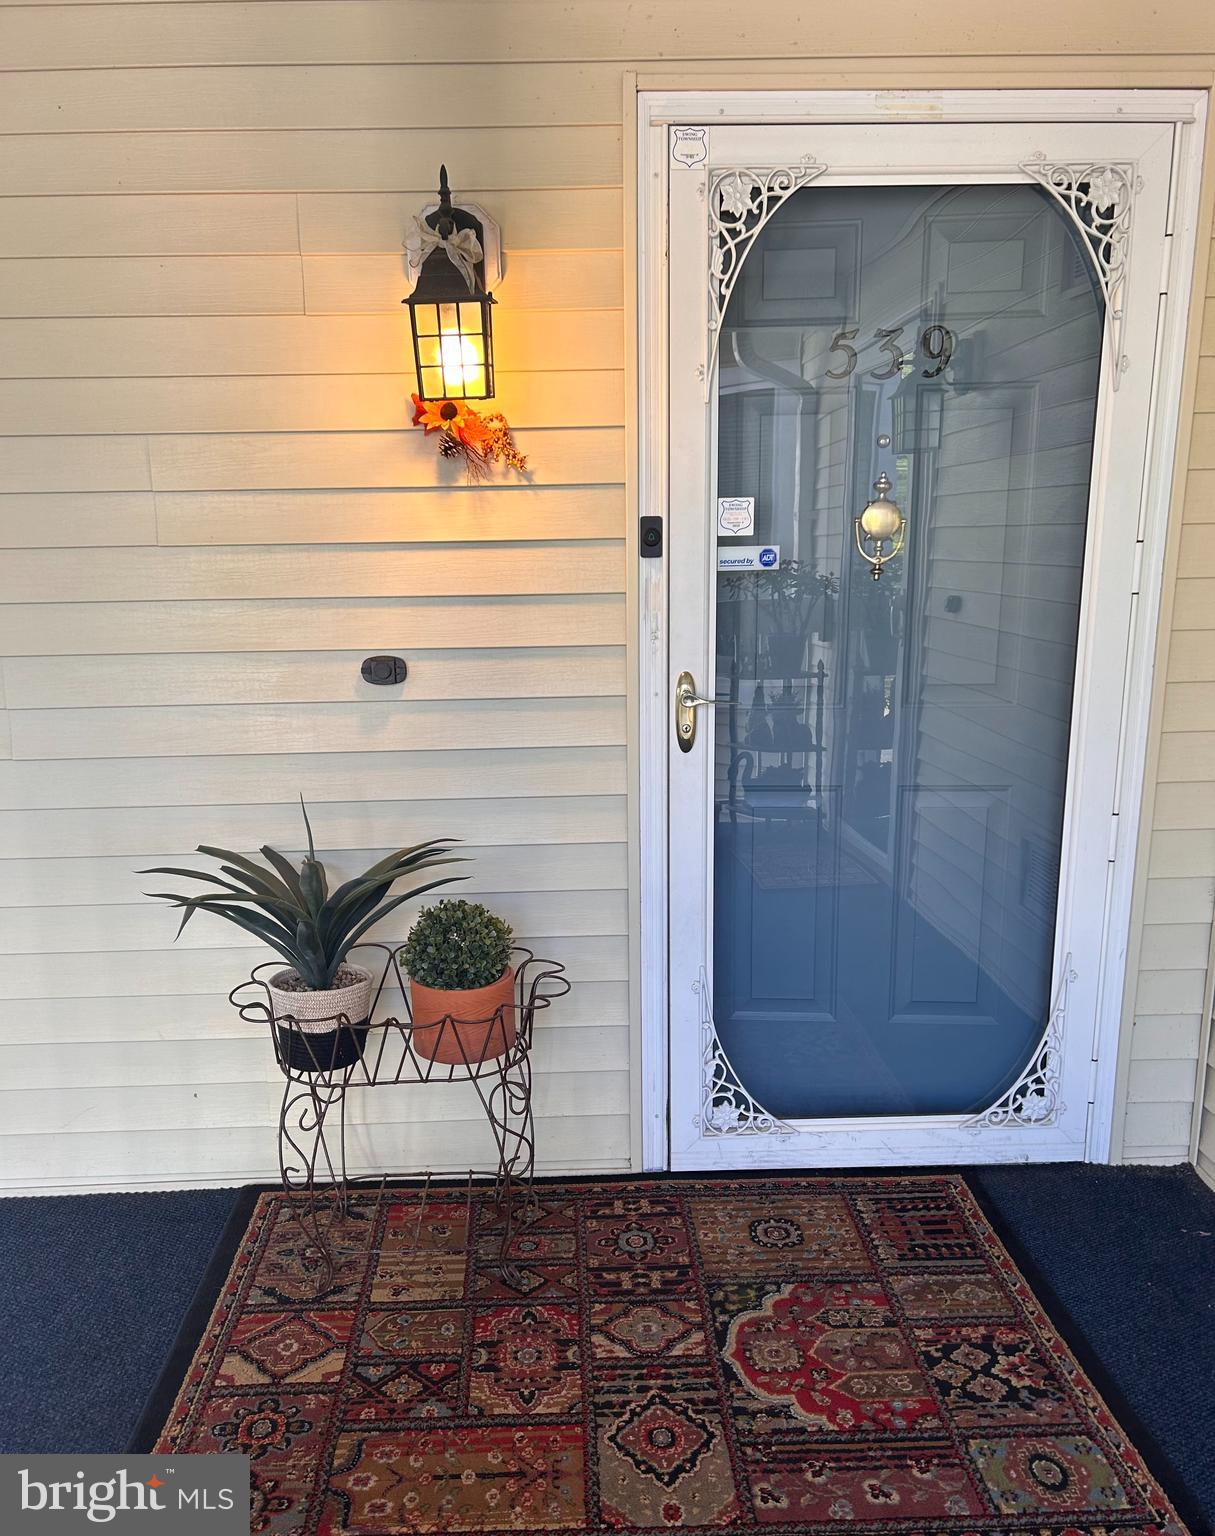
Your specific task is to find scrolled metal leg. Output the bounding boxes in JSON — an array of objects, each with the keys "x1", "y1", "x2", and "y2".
[
  {"x1": 471, "y1": 1047, "x2": 537, "y2": 1288},
  {"x1": 278, "y1": 1068, "x2": 348, "y2": 1295}
]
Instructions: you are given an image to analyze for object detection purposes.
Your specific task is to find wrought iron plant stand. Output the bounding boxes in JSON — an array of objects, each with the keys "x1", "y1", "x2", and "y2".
[{"x1": 229, "y1": 944, "x2": 569, "y2": 1295}]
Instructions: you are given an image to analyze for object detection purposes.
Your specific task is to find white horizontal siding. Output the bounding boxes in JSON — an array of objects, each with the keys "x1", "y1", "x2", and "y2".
[
  {"x1": 301, "y1": 252, "x2": 622, "y2": 313},
  {"x1": 0, "y1": 188, "x2": 621, "y2": 257},
  {"x1": 0, "y1": 936, "x2": 627, "y2": 999},
  {"x1": 3, "y1": 648, "x2": 625, "y2": 708},
  {"x1": 147, "y1": 427, "x2": 622, "y2": 488},
  {"x1": 150, "y1": 488, "x2": 624, "y2": 546},
  {"x1": 0, "y1": 372, "x2": 624, "y2": 432},
  {"x1": 0, "y1": 980, "x2": 628, "y2": 1046},
  {"x1": 0, "y1": 312, "x2": 624, "y2": 375},
  {"x1": 0, "y1": 31, "x2": 631, "y2": 1190},
  {"x1": 0, "y1": 126, "x2": 622, "y2": 195},
  {"x1": 0, "y1": 1026, "x2": 629, "y2": 1091},
  {"x1": 1124, "y1": 253, "x2": 1215, "y2": 1164},
  {"x1": 0, "y1": 63, "x2": 624, "y2": 133},
  {"x1": 0, "y1": 753, "x2": 626, "y2": 810},
  {"x1": 0, "y1": 1117, "x2": 632, "y2": 1196},
  {"x1": 0, "y1": 844, "x2": 627, "y2": 906},
  {"x1": 0, "y1": 797, "x2": 627, "y2": 859},
  {"x1": 0, "y1": 891, "x2": 629, "y2": 953},
  {"x1": 0, "y1": 596, "x2": 626, "y2": 656},
  {"x1": 0, "y1": 1, "x2": 1209, "y2": 66},
  {"x1": 6, "y1": 699, "x2": 626, "y2": 759},
  {"x1": 0, "y1": 251, "x2": 623, "y2": 316}
]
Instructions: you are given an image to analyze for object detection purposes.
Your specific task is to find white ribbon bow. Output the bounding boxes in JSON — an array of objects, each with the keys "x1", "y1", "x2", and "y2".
[{"x1": 404, "y1": 216, "x2": 484, "y2": 295}]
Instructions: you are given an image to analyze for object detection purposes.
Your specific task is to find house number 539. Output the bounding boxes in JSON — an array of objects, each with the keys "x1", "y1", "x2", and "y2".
[{"x1": 826, "y1": 324, "x2": 956, "y2": 381}]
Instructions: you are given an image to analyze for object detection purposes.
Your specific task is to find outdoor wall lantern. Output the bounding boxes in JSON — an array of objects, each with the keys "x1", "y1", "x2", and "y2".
[
  {"x1": 403, "y1": 165, "x2": 500, "y2": 402},
  {"x1": 854, "y1": 472, "x2": 905, "y2": 580},
  {"x1": 402, "y1": 167, "x2": 526, "y2": 479}
]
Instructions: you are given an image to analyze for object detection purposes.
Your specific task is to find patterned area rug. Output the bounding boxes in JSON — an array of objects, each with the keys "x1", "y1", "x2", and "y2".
[{"x1": 153, "y1": 1176, "x2": 1191, "y2": 1535}]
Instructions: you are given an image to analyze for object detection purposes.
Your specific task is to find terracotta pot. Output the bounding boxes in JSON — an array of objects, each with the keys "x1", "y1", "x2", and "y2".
[
  {"x1": 265, "y1": 964, "x2": 372, "y2": 1073},
  {"x1": 409, "y1": 966, "x2": 516, "y2": 1065}
]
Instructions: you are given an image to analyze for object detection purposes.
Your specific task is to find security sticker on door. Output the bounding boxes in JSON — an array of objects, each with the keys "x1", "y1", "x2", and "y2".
[
  {"x1": 718, "y1": 545, "x2": 780, "y2": 571},
  {"x1": 717, "y1": 496, "x2": 755, "y2": 536},
  {"x1": 670, "y1": 127, "x2": 707, "y2": 167}
]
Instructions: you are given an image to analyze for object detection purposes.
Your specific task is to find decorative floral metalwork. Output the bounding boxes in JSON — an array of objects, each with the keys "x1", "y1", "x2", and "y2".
[
  {"x1": 964, "y1": 957, "x2": 1076, "y2": 1130},
  {"x1": 696, "y1": 968, "x2": 793, "y2": 1137},
  {"x1": 1019, "y1": 156, "x2": 1139, "y2": 389},
  {"x1": 707, "y1": 159, "x2": 827, "y2": 389}
]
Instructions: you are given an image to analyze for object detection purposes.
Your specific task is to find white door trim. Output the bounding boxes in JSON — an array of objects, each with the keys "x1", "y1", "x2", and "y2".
[{"x1": 635, "y1": 86, "x2": 1208, "y2": 1172}]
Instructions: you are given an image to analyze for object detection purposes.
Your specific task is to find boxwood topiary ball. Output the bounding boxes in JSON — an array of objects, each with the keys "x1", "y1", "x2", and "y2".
[{"x1": 400, "y1": 898, "x2": 514, "y2": 991}]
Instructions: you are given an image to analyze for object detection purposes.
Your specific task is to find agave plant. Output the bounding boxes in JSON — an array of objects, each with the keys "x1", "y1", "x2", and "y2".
[{"x1": 142, "y1": 798, "x2": 464, "y2": 989}]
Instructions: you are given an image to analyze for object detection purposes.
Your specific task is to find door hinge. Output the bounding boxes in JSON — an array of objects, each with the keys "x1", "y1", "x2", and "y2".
[
  {"x1": 1131, "y1": 537, "x2": 1145, "y2": 595},
  {"x1": 1107, "y1": 811, "x2": 1120, "y2": 862},
  {"x1": 1159, "y1": 232, "x2": 1174, "y2": 295}
]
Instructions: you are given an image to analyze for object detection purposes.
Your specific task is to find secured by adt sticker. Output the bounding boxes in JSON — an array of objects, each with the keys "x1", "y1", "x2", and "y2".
[{"x1": 717, "y1": 545, "x2": 780, "y2": 571}]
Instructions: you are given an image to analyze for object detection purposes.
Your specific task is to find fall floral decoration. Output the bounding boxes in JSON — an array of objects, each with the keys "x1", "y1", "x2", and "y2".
[{"x1": 410, "y1": 393, "x2": 527, "y2": 481}]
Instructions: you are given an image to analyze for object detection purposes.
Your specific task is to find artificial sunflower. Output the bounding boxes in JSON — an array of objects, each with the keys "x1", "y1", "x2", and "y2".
[
  {"x1": 410, "y1": 394, "x2": 485, "y2": 446},
  {"x1": 409, "y1": 393, "x2": 527, "y2": 481}
]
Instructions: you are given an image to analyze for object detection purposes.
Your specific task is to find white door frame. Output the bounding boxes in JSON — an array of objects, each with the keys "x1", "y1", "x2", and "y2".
[{"x1": 635, "y1": 87, "x2": 1208, "y2": 1172}]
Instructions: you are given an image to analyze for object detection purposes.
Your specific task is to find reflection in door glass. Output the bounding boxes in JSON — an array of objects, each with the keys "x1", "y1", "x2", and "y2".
[{"x1": 712, "y1": 183, "x2": 1104, "y2": 1117}]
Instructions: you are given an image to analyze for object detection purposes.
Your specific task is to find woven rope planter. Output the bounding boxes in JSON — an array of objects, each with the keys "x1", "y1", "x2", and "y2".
[{"x1": 266, "y1": 964, "x2": 373, "y2": 1073}]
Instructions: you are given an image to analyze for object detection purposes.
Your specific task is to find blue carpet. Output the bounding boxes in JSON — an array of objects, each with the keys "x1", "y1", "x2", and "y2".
[
  {"x1": 0, "y1": 1187, "x2": 235, "y2": 1457},
  {"x1": 0, "y1": 1166, "x2": 1211, "y2": 1528},
  {"x1": 970, "y1": 1163, "x2": 1215, "y2": 1527}
]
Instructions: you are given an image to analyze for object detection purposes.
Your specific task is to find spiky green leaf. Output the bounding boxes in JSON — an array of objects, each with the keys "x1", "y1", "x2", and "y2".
[
  {"x1": 260, "y1": 844, "x2": 307, "y2": 907},
  {"x1": 300, "y1": 794, "x2": 317, "y2": 862},
  {"x1": 341, "y1": 875, "x2": 468, "y2": 953},
  {"x1": 197, "y1": 846, "x2": 296, "y2": 905}
]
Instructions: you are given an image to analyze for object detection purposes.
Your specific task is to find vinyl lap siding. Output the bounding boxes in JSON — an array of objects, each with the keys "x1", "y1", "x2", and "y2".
[
  {"x1": 0, "y1": 19, "x2": 628, "y2": 1191},
  {"x1": 1, "y1": 0, "x2": 1213, "y2": 1189},
  {"x1": 1133, "y1": 271, "x2": 1215, "y2": 1166}
]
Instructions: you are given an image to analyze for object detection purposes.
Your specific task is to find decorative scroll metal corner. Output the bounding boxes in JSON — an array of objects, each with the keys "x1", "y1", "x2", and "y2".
[
  {"x1": 964, "y1": 956, "x2": 1077, "y2": 1130},
  {"x1": 1019, "y1": 155, "x2": 1139, "y2": 389},
  {"x1": 695, "y1": 968, "x2": 794, "y2": 1137},
  {"x1": 706, "y1": 158, "x2": 828, "y2": 397}
]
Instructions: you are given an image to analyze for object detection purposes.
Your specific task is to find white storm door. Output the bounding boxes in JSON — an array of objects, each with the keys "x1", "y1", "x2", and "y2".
[{"x1": 666, "y1": 116, "x2": 1174, "y2": 1169}]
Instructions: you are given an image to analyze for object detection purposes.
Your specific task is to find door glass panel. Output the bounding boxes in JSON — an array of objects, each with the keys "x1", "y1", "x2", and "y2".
[{"x1": 712, "y1": 182, "x2": 1104, "y2": 1118}]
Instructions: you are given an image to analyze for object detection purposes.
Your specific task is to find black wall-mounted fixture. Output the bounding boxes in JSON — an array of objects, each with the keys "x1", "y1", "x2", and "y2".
[
  {"x1": 403, "y1": 165, "x2": 497, "y2": 402},
  {"x1": 361, "y1": 656, "x2": 408, "y2": 686}
]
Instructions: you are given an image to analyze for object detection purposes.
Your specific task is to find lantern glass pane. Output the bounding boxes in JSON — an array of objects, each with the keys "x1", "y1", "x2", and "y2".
[
  {"x1": 417, "y1": 336, "x2": 441, "y2": 368},
  {"x1": 463, "y1": 366, "x2": 487, "y2": 396},
  {"x1": 413, "y1": 303, "x2": 441, "y2": 338},
  {"x1": 459, "y1": 302, "x2": 481, "y2": 330},
  {"x1": 439, "y1": 302, "x2": 458, "y2": 331},
  {"x1": 464, "y1": 334, "x2": 486, "y2": 365},
  {"x1": 419, "y1": 366, "x2": 445, "y2": 398}
]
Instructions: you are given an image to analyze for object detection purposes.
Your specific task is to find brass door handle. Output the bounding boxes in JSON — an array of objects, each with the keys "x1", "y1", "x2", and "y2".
[{"x1": 675, "y1": 670, "x2": 715, "y2": 752}]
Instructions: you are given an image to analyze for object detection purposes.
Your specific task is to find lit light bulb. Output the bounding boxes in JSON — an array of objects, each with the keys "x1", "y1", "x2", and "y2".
[{"x1": 439, "y1": 330, "x2": 478, "y2": 392}]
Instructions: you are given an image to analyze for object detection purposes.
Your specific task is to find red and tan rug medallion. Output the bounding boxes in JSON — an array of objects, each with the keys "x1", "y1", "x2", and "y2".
[{"x1": 154, "y1": 1177, "x2": 1191, "y2": 1535}]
